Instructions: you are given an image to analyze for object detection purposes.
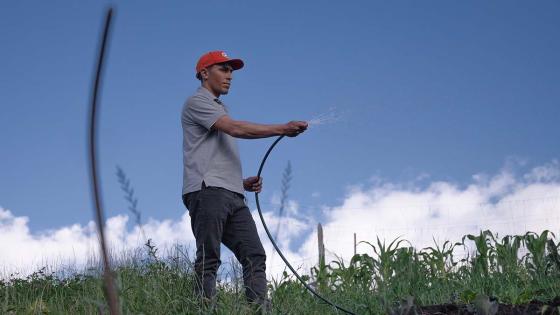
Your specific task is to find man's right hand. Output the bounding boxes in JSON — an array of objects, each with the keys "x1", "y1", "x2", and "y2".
[{"x1": 284, "y1": 121, "x2": 308, "y2": 137}]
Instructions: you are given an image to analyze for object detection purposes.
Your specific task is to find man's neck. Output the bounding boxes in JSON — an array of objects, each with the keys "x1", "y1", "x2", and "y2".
[{"x1": 201, "y1": 83, "x2": 220, "y2": 98}]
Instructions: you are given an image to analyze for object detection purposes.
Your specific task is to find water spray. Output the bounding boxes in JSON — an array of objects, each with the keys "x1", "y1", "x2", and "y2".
[
  {"x1": 255, "y1": 135, "x2": 357, "y2": 315},
  {"x1": 307, "y1": 107, "x2": 346, "y2": 127}
]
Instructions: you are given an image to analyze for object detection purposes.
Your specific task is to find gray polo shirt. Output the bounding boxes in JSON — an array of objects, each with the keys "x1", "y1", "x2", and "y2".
[{"x1": 181, "y1": 86, "x2": 244, "y2": 195}]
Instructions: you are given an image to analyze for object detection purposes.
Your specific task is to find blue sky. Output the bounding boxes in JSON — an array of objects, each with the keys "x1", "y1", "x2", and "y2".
[{"x1": 1, "y1": 1, "x2": 559, "y2": 274}]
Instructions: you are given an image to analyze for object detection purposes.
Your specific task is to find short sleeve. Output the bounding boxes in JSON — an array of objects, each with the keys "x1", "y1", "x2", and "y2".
[{"x1": 186, "y1": 95, "x2": 227, "y2": 130}]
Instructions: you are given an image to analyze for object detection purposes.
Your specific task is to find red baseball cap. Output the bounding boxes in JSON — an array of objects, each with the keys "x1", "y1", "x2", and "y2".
[{"x1": 195, "y1": 50, "x2": 244, "y2": 75}]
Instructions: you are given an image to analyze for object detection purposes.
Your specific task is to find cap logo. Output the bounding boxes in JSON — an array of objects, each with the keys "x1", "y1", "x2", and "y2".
[{"x1": 221, "y1": 52, "x2": 228, "y2": 58}]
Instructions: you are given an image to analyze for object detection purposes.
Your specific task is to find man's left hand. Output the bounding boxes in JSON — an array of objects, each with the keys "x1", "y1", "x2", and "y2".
[{"x1": 244, "y1": 176, "x2": 262, "y2": 193}]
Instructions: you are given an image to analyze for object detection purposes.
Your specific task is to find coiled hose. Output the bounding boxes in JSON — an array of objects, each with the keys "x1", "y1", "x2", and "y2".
[{"x1": 254, "y1": 135, "x2": 357, "y2": 315}]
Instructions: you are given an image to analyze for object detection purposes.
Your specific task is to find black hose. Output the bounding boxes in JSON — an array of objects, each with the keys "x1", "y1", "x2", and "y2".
[{"x1": 254, "y1": 135, "x2": 357, "y2": 315}]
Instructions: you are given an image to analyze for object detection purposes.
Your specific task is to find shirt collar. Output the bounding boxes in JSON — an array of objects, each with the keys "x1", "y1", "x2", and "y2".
[{"x1": 196, "y1": 86, "x2": 223, "y2": 104}]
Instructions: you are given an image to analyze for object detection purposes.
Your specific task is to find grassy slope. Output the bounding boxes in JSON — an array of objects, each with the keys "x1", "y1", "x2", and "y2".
[{"x1": 1, "y1": 230, "x2": 559, "y2": 314}]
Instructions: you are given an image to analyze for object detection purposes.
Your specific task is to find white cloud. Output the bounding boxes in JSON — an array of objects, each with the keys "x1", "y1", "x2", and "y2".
[
  {"x1": 0, "y1": 208, "x2": 195, "y2": 278},
  {"x1": 1, "y1": 160, "x2": 559, "y2": 283},
  {"x1": 524, "y1": 159, "x2": 560, "y2": 182}
]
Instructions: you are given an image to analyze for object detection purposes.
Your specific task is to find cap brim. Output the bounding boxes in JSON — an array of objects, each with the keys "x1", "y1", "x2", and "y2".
[{"x1": 226, "y1": 59, "x2": 244, "y2": 70}]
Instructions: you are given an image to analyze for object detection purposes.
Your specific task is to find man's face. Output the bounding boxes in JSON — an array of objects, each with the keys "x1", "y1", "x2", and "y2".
[{"x1": 201, "y1": 62, "x2": 234, "y2": 95}]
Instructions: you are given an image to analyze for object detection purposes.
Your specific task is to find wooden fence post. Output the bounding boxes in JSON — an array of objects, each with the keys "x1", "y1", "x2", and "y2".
[
  {"x1": 354, "y1": 232, "x2": 357, "y2": 256},
  {"x1": 318, "y1": 223, "x2": 325, "y2": 268}
]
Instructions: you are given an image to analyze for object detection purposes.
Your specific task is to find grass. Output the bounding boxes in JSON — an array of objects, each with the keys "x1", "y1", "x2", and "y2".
[{"x1": 1, "y1": 230, "x2": 559, "y2": 314}]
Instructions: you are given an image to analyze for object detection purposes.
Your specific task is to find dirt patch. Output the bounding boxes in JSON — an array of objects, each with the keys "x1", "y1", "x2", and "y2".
[{"x1": 418, "y1": 297, "x2": 560, "y2": 315}]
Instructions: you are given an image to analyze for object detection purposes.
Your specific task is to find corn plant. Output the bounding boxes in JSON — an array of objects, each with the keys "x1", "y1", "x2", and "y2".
[
  {"x1": 462, "y1": 230, "x2": 495, "y2": 277},
  {"x1": 547, "y1": 238, "x2": 560, "y2": 274},
  {"x1": 489, "y1": 234, "x2": 523, "y2": 275},
  {"x1": 421, "y1": 238, "x2": 460, "y2": 280},
  {"x1": 524, "y1": 230, "x2": 554, "y2": 276}
]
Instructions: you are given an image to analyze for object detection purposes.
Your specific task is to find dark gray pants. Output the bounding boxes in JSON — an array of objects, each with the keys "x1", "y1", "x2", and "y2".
[{"x1": 183, "y1": 185, "x2": 267, "y2": 305}]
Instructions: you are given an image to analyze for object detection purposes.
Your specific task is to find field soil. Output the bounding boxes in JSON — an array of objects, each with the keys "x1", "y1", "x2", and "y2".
[{"x1": 418, "y1": 297, "x2": 560, "y2": 315}]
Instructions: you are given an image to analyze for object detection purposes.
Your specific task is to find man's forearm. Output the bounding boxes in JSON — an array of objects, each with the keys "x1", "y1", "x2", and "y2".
[{"x1": 230, "y1": 120, "x2": 285, "y2": 139}]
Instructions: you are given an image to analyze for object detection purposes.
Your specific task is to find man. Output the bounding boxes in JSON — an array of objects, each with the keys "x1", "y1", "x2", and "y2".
[{"x1": 181, "y1": 50, "x2": 307, "y2": 310}]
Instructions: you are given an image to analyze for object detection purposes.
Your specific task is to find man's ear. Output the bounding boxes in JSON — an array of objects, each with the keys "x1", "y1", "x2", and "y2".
[{"x1": 200, "y1": 68, "x2": 209, "y2": 81}]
